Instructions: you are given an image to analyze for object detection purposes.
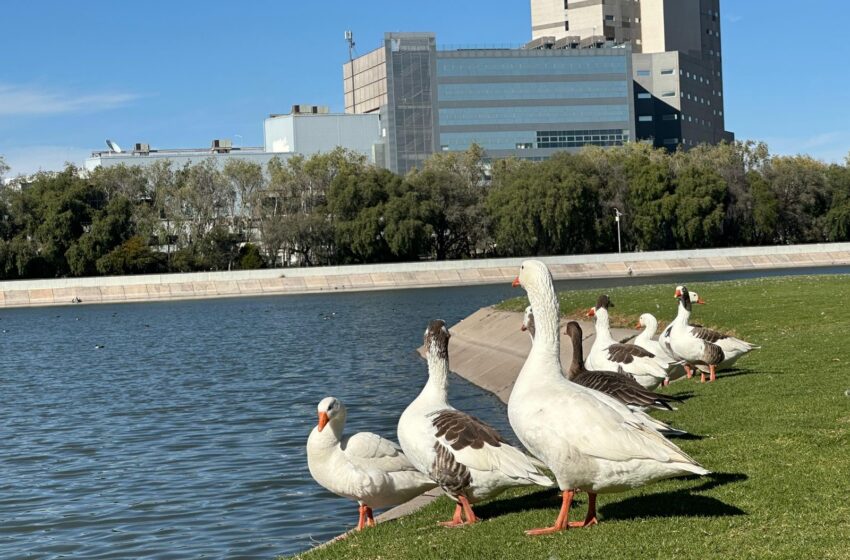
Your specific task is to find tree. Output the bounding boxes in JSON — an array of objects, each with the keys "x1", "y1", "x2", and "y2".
[
  {"x1": 96, "y1": 236, "x2": 165, "y2": 275},
  {"x1": 670, "y1": 163, "x2": 727, "y2": 249},
  {"x1": 223, "y1": 159, "x2": 264, "y2": 242},
  {"x1": 66, "y1": 195, "x2": 135, "y2": 276},
  {"x1": 764, "y1": 155, "x2": 830, "y2": 244}
]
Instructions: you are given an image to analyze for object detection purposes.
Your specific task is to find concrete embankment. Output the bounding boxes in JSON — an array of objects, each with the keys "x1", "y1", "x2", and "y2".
[{"x1": 2, "y1": 242, "x2": 849, "y2": 308}]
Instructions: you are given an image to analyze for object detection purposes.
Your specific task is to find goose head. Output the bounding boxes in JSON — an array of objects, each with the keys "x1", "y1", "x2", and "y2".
[
  {"x1": 316, "y1": 396, "x2": 346, "y2": 433},
  {"x1": 636, "y1": 312, "x2": 658, "y2": 332},
  {"x1": 520, "y1": 305, "x2": 535, "y2": 339},
  {"x1": 424, "y1": 319, "x2": 450, "y2": 361},
  {"x1": 674, "y1": 286, "x2": 705, "y2": 311},
  {"x1": 586, "y1": 294, "x2": 613, "y2": 318}
]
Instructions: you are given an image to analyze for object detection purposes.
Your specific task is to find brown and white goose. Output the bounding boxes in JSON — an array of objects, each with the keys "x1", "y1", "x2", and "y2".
[
  {"x1": 522, "y1": 309, "x2": 680, "y2": 414},
  {"x1": 667, "y1": 285, "x2": 758, "y2": 382},
  {"x1": 398, "y1": 320, "x2": 553, "y2": 527},
  {"x1": 585, "y1": 295, "x2": 670, "y2": 389},
  {"x1": 306, "y1": 397, "x2": 437, "y2": 531},
  {"x1": 565, "y1": 321, "x2": 682, "y2": 413}
]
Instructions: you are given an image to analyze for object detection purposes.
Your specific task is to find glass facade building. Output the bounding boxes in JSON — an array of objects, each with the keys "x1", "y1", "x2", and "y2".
[
  {"x1": 435, "y1": 47, "x2": 635, "y2": 161},
  {"x1": 345, "y1": 34, "x2": 636, "y2": 171}
]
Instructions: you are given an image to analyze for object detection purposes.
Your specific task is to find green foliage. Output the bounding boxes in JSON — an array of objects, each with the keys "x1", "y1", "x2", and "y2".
[
  {"x1": 2, "y1": 142, "x2": 849, "y2": 280},
  {"x1": 96, "y1": 236, "x2": 165, "y2": 275},
  {"x1": 238, "y1": 243, "x2": 265, "y2": 270}
]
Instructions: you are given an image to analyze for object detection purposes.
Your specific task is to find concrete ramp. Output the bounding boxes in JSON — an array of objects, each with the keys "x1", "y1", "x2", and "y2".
[{"x1": 417, "y1": 307, "x2": 637, "y2": 403}]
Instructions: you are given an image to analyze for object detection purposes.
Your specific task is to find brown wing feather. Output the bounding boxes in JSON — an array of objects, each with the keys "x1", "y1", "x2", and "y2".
[
  {"x1": 430, "y1": 442, "x2": 472, "y2": 497},
  {"x1": 702, "y1": 342, "x2": 725, "y2": 365},
  {"x1": 607, "y1": 343, "x2": 656, "y2": 364},
  {"x1": 573, "y1": 370, "x2": 678, "y2": 410},
  {"x1": 690, "y1": 326, "x2": 728, "y2": 343},
  {"x1": 430, "y1": 410, "x2": 505, "y2": 451}
]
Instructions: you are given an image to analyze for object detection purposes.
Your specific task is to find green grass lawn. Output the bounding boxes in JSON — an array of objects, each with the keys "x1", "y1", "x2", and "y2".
[{"x1": 288, "y1": 275, "x2": 850, "y2": 560}]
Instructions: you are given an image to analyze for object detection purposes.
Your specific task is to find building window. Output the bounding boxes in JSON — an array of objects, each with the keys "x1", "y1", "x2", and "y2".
[
  {"x1": 660, "y1": 69, "x2": 674, "y2": 75},
  {"x1": 605, "y1": 15, "x2": 614, "y2": 21},
  {"x1": 662, "y1": 91, "x2": 676, "y2": 97},
  {"x1": 565, "y1": 20, "x2": 570, "y2": 30},
  {"x1": 636, "y1": 69, "x2": 650, "y2": 77},
  {"x1": 637, "y1": 92, "x2": 651, "y2": 99},
  {"x1": 441, "y1": 145, "x2": 449, "y2": 151},
  {"x1": 663, "y1": 138, "x2": 679, "y2": 145},
  {"x1": 638, "y1": 115, "x2": 653, "y2": 122},
  {"x1": 564, "y1": 0, "x2": 568, "y2": 8},
  {"x1": 516, "y1": 143, "x2": 533, "y2": 150},
  {"x1": 662, "y1": 114, "x2": 678, "y2": 121}
]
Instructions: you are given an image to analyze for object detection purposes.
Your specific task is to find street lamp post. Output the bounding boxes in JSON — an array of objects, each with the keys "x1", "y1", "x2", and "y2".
[{"x1": 614, "y1": 208, "x2": 624, "y2": 253}]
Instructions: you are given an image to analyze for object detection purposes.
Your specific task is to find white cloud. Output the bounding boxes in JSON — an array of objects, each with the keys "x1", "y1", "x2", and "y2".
[
  {"x1": 0, "y1": 145, "x2": 91, "y2": 177},
  {"x1": 0, "y1": 84, "x2": 142, "y2": 116},
  {"x1": 726, "y1": 14, "x2": 743, "y2": 23}
]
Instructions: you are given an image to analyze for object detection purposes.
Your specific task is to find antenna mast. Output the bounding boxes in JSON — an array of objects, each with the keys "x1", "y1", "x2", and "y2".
[{"x1": 345, "y1": 30, "x2": 356, "y2": 114}]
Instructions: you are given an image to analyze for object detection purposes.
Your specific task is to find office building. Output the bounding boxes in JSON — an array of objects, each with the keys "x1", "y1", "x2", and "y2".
[
  {"x1": 86, "y1": 105, "x2": 382, "y2": 172},
  {"x1": 436, "y1": 46, "x2": 634, "y2": 160},
  {"x1": 344, "y1": 33, "x2": 438, "y2": 174},
  {"x1": 530, "y1": 0, "x2": 731, "y2": 147},
  {"x1": 345, "y1": 33, "x2": 634, "y2": 173}
]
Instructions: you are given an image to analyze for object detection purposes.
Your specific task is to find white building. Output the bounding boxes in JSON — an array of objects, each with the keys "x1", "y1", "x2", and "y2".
[{"x1": 85, "y1": 105, "x2": 384, "y2": 172}]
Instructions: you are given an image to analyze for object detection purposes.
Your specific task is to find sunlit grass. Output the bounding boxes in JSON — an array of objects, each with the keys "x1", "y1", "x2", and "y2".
[{"x1": 288, "y1": 275, "x2": 850, "y2": 559}]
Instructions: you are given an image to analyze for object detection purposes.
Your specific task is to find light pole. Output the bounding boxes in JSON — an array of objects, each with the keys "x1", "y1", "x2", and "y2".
[{"x1": 614, "y1": 208, "x2": 624, "y2": 253}]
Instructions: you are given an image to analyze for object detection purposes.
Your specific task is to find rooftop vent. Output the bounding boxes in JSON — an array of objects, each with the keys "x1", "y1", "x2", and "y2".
[
  {"x1": 523, "y1": 36, "x2": 556, "y2": 50},
  {"x1": 133, "y1": 143, "x2": 150, "y2": 155},
  {"x1": 211, "y1": 139, "x2": 233, "y2": 153},
  {"x1": 290, "y1": 104, "x2": 329, "y2": 115}
]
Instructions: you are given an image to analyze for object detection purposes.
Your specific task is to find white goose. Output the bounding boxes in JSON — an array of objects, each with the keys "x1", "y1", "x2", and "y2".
[
  {"x1": 398, "y1": 320, "x2": 553, "y2": 526},
  {"x1": 306, "y1": 397, "x2": 437, "y2": 530},
  {"x1": 523, "y1": 308, "x2": 683, "y2": 418},
  {"x1": 585, "y1": 295, "x2": 669, "y2": 390},
  {"x1": 667, "y1": 286, "x2": 759, "y2": 382},
  {"x1": 635, "y1": 313, "x2": 686, "y2": 385},
  {"x1": 509, "y1": 260, "x2": 709, "y2": 535}
]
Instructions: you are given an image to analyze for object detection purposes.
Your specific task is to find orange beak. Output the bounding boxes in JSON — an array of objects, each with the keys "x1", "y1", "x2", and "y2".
[
  {"x1": 696, "y1": 297, "x2": 706, "y2": 305},
  {"x1": 586, "y1": 307, "x2": 596, "y2": 317},
  {"x1": 520, "y1": 324, "x2": 527, "y2": 332},
  {"x1": 317, "y1": 411, "x2": 329, "y2": 432},
  {"x1": 674, "y1": 289, "x2": 682, "y2": 298},
  {"x1": 635, "y1": 321, "x2": 642, "y2": 329},
  {"x1": 512, "y1": 276, "x2": 521, "y2": 288}
]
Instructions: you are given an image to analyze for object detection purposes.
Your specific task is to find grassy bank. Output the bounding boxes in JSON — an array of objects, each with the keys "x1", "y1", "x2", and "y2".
[{"x1": 289, "y1": 275, "x2": 850, "y2": 559}]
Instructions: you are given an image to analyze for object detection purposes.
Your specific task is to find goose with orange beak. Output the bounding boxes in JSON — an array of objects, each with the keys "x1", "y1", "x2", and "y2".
[
  {"x1": 585, "y1": 295, "x2": 670, "y2": 390},
  {"x1": 665, "y1": 286, "x2": 759, "y2": 381},
  {"x1": 509, "y1": 261, "x2": 708, "y2": 535},
  {"x1": 306, "y1": 397, "x2": 436, "y2": 531}
]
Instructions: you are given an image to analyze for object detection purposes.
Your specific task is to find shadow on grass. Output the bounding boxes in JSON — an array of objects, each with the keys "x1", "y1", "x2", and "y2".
[
  {"x1": 475, "y1": 488, "x2": 565, "y2": 519},
  {"x1": 668, "y1": 432, "x2": 705, "y2": 441},
  {"x1": 668, "y1": 390, "x2": 697, "y2": 402},
  {"x1": 599, "y1": 472, "x2": 748, "y2": 521}
]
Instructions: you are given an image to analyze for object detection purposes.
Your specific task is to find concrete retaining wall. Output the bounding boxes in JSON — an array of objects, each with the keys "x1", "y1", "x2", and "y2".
[{"x1": 2, "y1": 242, "x2": 849, "y2": 308}]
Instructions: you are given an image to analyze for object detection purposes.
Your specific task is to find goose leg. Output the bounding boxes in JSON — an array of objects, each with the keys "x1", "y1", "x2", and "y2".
[
  {"x1": 700, "y1": 369, "x2": 706, "y2": 383},
  {"x1": 438, "y1": 503, "x2": 464, "y2": 527},
  {"x1": 569, "y1": 492, "x2": 598, "y2": 528},
  {"x1": 458, "y1": 496, "x2": 478, "y2": 524},
  {"x1": 365, "y1": 506, "x2": 376, "y2": 527},
  {"x1": 356, "y1": 505, "x2": 366, "y2": 531},
  {"x1": 685, "y1": 365, "x2": 693, "y2": 379},
  {"x1": 526, "y1": 490, "x2": 574, "y2": 536},
  {"x1": 709, "y1": 364, "x2": 717, "y2": 383}
]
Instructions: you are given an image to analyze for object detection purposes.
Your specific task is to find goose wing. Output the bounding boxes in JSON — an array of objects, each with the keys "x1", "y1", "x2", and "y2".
[
  {"x1": 547, "y1": 387, "x2": 701, "y2": 466},
  {"x1": 343, "y1": 432, "x2": 419, "y2": 473},
  {"x1": 428, "y1": 409, "x2": 551, "y2": 485},
  {"x1": 574, "y1": 369, "x2": 678, "y2": 410},
  {"x1": 689, "y1": 326, "x2": 728, "y2": 343}
]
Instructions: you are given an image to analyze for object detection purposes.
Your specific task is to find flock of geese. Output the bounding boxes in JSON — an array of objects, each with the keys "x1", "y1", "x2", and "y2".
[{"x1": 306, "y1": 260, "x2": 759, "y2": 535}]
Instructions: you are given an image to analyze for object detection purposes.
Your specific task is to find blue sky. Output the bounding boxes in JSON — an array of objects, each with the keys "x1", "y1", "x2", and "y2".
[{"x1": 1, "y1": 0, "x2": 848, "y2": 176}]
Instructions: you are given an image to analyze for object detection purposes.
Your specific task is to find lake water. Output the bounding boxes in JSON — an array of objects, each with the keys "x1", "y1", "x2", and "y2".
[{"x1": 2, "y1": 265, "x2": 848, "y2": 559}]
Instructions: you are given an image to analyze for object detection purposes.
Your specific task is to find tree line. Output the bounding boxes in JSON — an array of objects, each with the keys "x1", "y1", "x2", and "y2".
[{"x1": 0, "y1": 141, "x2": 849, "y2": 280}]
